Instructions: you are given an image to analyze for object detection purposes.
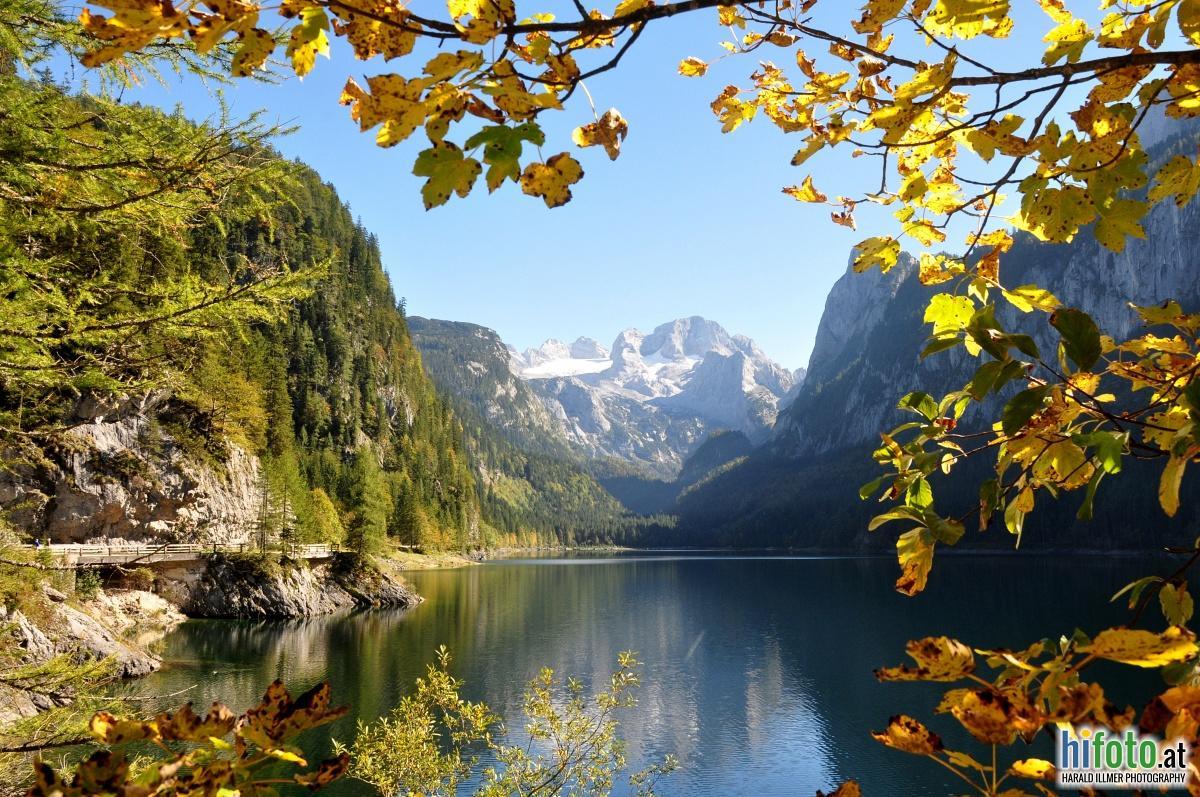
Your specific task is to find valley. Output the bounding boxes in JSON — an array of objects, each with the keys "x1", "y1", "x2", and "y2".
[{"x1": 5, "y1": 4, "x2": 1200, "y2": 796}]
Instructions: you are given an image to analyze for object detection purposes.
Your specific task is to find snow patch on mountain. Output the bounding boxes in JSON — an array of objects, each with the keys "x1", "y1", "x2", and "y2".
[{"x1": 508, "y1": 317, "x2": 802, "y2": 476}]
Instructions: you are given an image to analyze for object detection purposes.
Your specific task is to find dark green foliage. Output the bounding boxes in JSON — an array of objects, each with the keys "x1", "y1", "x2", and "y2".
[
  {"x1": 74, "y1": 570, "x2": 101, "y2": 601},
  {"x1": 408, "y1": 318, "x2": 666, "y2": 546}
]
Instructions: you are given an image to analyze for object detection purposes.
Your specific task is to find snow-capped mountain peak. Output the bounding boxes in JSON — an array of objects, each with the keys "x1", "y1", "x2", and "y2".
[{"x1": 507, "y1": 317, "x2": 802, "y2": 476}]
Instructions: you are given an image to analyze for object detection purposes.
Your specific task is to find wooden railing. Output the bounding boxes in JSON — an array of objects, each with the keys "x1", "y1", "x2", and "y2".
[{"x1": 25, "y1": 542, "x2": 341, "y2": 566}]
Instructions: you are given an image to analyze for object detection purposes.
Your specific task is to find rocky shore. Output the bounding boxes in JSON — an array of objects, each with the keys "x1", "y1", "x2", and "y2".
[
  {"x1": 0, "y1": 551, "x2": 420, "y2": 729},
  {"x1": 0, "y1": 585, "x2": 184, "y2": 725},
  {"x1": 174, "y1": 552, "x2": 421, "y2": 619}
]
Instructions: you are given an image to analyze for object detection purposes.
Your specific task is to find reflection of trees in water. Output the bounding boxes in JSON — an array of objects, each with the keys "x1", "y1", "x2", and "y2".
[{"x1": 132, "y1": 556, "x2": 1162, "y2": 796}]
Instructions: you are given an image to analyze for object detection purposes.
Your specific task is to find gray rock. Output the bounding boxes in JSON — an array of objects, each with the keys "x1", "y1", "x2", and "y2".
[{"x1": 183, "y1": 554, "x2": 419, "y2": 619}]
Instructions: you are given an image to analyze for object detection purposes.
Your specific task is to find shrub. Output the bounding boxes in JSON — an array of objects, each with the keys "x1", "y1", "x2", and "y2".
[
  {"x1": 74, "y1": 570, "x2": 102, "y2": 601},
  {"x1": 127, "y1": 567, "x2": 155, "y2": 591}
]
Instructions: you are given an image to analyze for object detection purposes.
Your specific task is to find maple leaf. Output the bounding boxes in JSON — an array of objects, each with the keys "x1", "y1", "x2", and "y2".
[
  {"x1": 232, "y1": 27, "x2": 274, "y2": 76},
  {"x1": 412, "y1": 142, "x2": 481, "y2": 209},
  {"x1": 678, "y1": 57, "x2": 708, "y2": 77},
  {"x1": 520, "y1": 153, "x2": 584, "y2": 207},
  {"x1": 286, "y1": 6, "x2": 329, "y2": 78},
  {"x1": 782, "y1": 175, "x2": 826, "y2": 203},
  {"x1": 1149, "y1": 151, "x2": 1200, "y2": 208},
  {"x1": 924, "y1": 0, "x2": 1012, "y2": 40},
  {"x1": 465, "y1": 122, "x2": 544, "y2": 192},
  {"x1": 572, "y1": 109, "x2": 628, "y2": 161}
]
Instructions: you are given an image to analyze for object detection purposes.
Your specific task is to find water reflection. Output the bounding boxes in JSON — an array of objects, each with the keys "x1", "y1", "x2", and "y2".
[{"x1": 128, "y1": 554, "x2": 1168, "y2": 796}]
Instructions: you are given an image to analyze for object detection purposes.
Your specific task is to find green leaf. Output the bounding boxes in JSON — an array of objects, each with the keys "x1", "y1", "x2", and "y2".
[
  {"x1": 898, "y1": 391, "x2": 939, "y2": 421},
  {"x1": 1076, "y1": 468, "x2": 1104, "y2": 521},
  {"x1": 412, "y1": 142, "x2": 481, "y2": 209},
  {"x1": 859, "y1": 476, "x2": 885, "y2": 500},
  {"x1": 1163, "y1": 657, "x2": 1197, "y2": 686},
  {"x1": 1001, "y1": 386, "x2": 1051, "y2": 436},
  {"x1": 464, "y1": 123, "x2": 544, "y2": 192},
  {"x1": 921, "y1": 334, "x2": 961, "y2": 359},
  {"x1": 979, "y1": 478, "x2": 1000, "y2": 530},
  {"x1": 1072, "y1": 431, "x2": 1124, "y2": 474},
  {"x1": 966, "y1": 361, "x2": 1004, "y2": 400},
  {"x1": 1003, "y1": 333, "x2": 1040, "y2": 359},
  {"x1": 1160, "y1": 583, "x2": 1195, "y2": 625},
  {"x1": 868, "y1": 507, "x2": 926, "y2": 531},
  {"x1": 1111, "y1": 575, "x2": 1161, "y2": 609},
  {"x1": 906, "y1": 477, "x2": 933, "y2": 510},
  {"x1": 1049, "y1": 308, "x2": 1101, "y2": 371},
  {"x1": 929, "y1": 515, "x2": 965, "y2": 545}
]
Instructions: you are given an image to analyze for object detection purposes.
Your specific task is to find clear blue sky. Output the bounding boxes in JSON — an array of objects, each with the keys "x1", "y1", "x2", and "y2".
[{"x1": 67, "y1": 2, "x2": 1083, "y2": 369}]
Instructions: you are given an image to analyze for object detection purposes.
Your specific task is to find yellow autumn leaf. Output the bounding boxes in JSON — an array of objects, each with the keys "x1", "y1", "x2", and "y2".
[
  {"x1": 925, "y1": 0, "x2": 1012, "y2": 40},
  {"x1": 783, "y1": 175, "x2": 827, "y2": 203},
  {"x1": 1160, "y1": 455, "x2": 1188, "y2": 517},
  {"x1": 1014, "y1": 184, "x2": 1096, "y2": 243},
  {"x1": 412, "y1": 141, "x2": 481, "y2": 210},
  {"x1": 1035, "y1": 0, "x2": 1071, "y2": 24},
  {"x1": 946, "y1": 688, "x2": 1034, "y2": 745},
  {"x1": 876, "y1": 636, "x2": 975, "y2": 682},
  {"x1": 1002, "y1": 284, "x2": 1061, "y2": 313},
  {"x1": 904, "y1": 220, "x2": 946, "y2": 247},
  {"x1": 520, "y1": 152, "x2": 584, "y2": 208},
  {"x1": 853, "y1": 236, "x2": 901, "y2": 272},
  {"x1": 852, "y1": 0, "x2": 907, "y2": 34},
  {"x1": 285, "y1": 6, "x2": 329, "y2": 78},
  {"x1": 678, "y1": 57, "x2": 708, "y2": 77},
  {"x1": 1085, "y1": 626, "x2": 1199, "y2": 667},
  {"x1": 572, "y1": 109, "x2": 628, "y2": 161},
  {"x1": 90, "y1": 712, "x2": 160, "y2": 744},
  {"x1": 1095, "y1": 198, "x2": 1147, "y2": 253},
  {"x1": 232, "y1": 27, "x2": 274, "y2": 77},
  {"x1": 1009, "y1": 758, "x2": 1056, "y2": 780},
  {"x1": 1149, "y1": 151, "x2": 1200, "y2": 208},
  {"x1": 1179, "y1": 0, "x2": 1200, "y2": 45},
  {"x1": 870, "y1": 714, "x2": 944, "y2": 754},
  {"x1": 895, "y1": 528, "x2": 934, "y2": 596},
  {"x1": 924, "y1": 293, "x2": 974, "y2": 335},
  {"x1": 1043, "y1": 18, "x2": 1092, "y2": 65},
  {"x1": 1033, "y1": 440, "x2": 1093, "y2": 490},
  {"x1": 918, "y1": 253, "x2": 962, "y2": 285}
]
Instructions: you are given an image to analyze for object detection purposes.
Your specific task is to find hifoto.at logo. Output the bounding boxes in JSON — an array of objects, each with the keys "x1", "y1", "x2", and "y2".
[{"x1": 1057, "y1": 725, "x2": 1191, "y2": 790}]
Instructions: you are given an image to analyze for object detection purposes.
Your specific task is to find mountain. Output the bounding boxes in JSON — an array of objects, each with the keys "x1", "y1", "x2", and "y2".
[
  {"x1": 0, "y1": 111, "x2": 482, "y2": 553},
  {"x1": 510, "y1": 317, "x2": 803, "y2": 477},
  {"x1": 408, "y1": 318, "x2": 666, "y2": 545},
  {"x1": 408, "y1": 318, "x2": 571, "y2": 458},
  {"x1": 666, "y1": 127, "x2": 1200, "y2": 551}
]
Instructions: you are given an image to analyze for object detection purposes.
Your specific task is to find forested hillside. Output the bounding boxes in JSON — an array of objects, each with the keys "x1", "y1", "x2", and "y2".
[
  {"x1": 0, "y1": 63, "x2": 481, "y2": 552},
  {"x1": 409, "y1": 318, "x2": 666, "y2": 546}
]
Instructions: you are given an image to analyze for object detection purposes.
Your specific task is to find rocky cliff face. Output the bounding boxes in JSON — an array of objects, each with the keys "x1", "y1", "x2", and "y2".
[
  {"x1": 513, "y1": 317, "x2": 800, "y2": 477},
  {"x1": 0, "y1": 393, "x2": 262, "y2": 546},
  {"x1": 774, "y1": 133, "x2": 1200, "y2": 460}
]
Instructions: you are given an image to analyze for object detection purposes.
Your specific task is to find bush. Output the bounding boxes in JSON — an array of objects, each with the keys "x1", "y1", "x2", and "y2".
[
  {"x1": 127, "y1": 567, "x2": 155, "y2": 591},
  {"x1": 74, "y1": 570, "x2": 102, "y2": 601},
  {"x1": 211, "y1": 551, "x2": 282, "y2": 581}
]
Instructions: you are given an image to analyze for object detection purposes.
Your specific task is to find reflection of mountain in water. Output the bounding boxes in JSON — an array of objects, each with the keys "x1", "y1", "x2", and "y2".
[{"x1": 130, "y1": 556, "x2": 1160, "y2": 796}]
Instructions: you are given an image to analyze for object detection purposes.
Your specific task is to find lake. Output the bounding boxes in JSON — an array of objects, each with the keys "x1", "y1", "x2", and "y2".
[{"x1": 127, "y1": 553, "x2": 1167, "y2": 795}]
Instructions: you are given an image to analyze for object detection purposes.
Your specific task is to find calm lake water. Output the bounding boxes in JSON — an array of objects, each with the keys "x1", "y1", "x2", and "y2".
[{"x1": 127, "y1": 553, "x2": 1167, "y2": 796}]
